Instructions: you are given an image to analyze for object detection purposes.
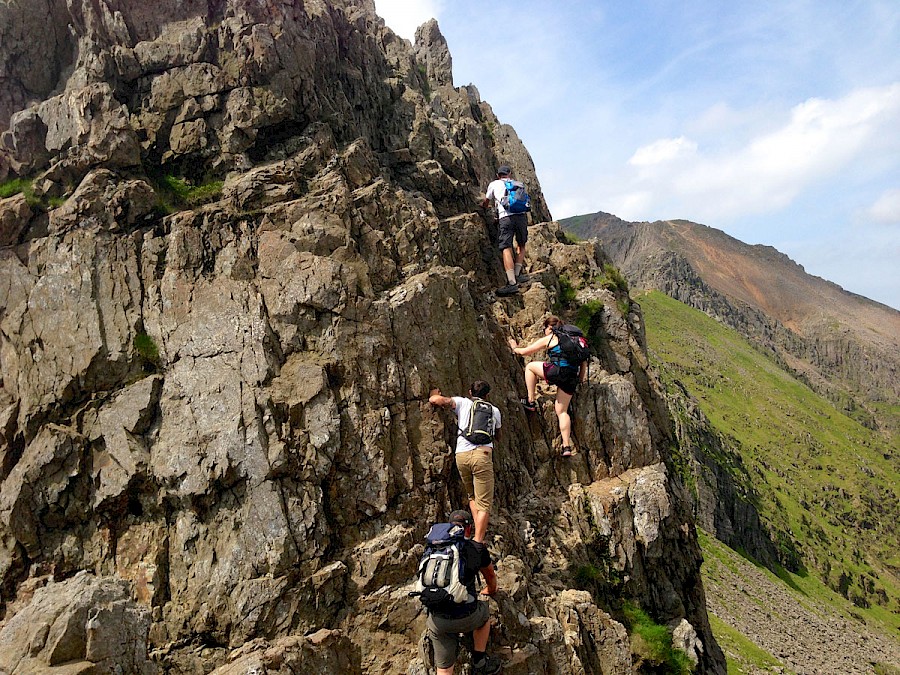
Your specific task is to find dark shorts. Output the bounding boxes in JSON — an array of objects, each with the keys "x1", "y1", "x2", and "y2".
[
  {"x1": 498, "y1": 213, "x2": 528, "y2": 251},
  {"x1": 426, "y1": 601, "x2": 490, "y2": 669},
  {"x1": 543, "y1": 362, "x2": 579, "y2": 395}
]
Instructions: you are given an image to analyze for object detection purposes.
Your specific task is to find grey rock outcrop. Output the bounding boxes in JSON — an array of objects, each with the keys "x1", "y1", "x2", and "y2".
[
  {"x1": 0, "y1": 2, "x2": 723, "y2": 673},
  {"x1": 414, "y1": 19, "x2": 453, "y2": 88},
  {"x1": 0, "y1": 571, "x2": 155, "y2": 674}
]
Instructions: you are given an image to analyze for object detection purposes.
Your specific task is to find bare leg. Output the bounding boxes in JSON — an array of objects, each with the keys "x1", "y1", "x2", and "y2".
[
  {"x1": 473, "y1": 618, "x2": 491, "y2": 651},
  {"x1": 502, "y1": 247, "x2": 515, "y2": 273},
  {"x1": 437, "y1": 667, "x2": 454, "y2": 675},
  {"x1": 524, "y1": 361, "x2": 544, "y2": 402},
  {"x1": 469, "y1": 499, "x2": 489, "y2": 543},
  {"x1": 555, "y1": 389, "x2": 574, "y2": 447},
  {"x1": 515, "y1": 242, "x2": 526, "y2": 267}
]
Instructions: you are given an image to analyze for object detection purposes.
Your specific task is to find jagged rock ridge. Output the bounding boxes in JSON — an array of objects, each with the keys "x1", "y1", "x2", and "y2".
[{"x1": 0, "y1": 2, "x2": 725, "y2": 673}]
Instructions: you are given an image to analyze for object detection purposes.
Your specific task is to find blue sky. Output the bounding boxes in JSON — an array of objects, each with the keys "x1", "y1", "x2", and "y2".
[{"x1": 374, "y1": 1, "x2": 900, "y2": 310}]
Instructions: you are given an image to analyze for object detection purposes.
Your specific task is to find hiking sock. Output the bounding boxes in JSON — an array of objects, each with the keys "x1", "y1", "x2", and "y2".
[
  {"x1": 505, "y1": 269, "x2": 517, "y2": 285},
  {"x1": 514, "y1": 263, "x2": 523, "y2": 277}
]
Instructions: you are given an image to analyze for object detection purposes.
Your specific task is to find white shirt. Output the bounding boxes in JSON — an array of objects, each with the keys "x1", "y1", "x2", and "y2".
[
  {"x1": 485, "y1": 178, "x2": 513, "y2": 219},
  {"x1": 452, "y1": 397, "x2": 502, "y2": 453}
]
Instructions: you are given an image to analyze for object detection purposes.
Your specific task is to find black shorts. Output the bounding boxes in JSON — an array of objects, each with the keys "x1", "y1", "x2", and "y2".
[
  {"x1": 543, "y1": 362, "x2": 579, "y2": 395},
  {"x1": 498, "y1": 213, "x2": 528, "y2": 251}
]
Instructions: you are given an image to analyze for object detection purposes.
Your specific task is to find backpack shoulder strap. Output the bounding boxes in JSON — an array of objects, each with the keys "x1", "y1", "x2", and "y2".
[
  {"x1": 458, "y1": 397, "x2": 486, "y2": 433},
  {"x1": 455, "y1": 397, "x2": 475, "y2": 437}
]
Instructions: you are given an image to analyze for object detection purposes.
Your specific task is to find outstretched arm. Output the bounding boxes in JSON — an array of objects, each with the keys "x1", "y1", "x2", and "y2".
[
  {"x1": 480, "y1": 563, "x2": 498, "y2": 596},
  {"x1": 508, "y1": 334, "x2": 551, "y2": 357},
  {"x1": 579, "y1": 360, "x2": 587, "y2": 383},
  {"x1": 428, "y1": 389, "x2": 456, "y2": 409},
  {"x1": 481, "y1": 183, "x2": 494, "y2": 210}
]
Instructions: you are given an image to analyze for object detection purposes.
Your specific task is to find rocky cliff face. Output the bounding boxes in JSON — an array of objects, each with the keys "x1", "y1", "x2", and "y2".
[
  {"x1": 656, "y1": 378, "x2": 780, "y2": 570},
  {"x1": 0, "y1": 2, "x2": 723, "y2": 673}
]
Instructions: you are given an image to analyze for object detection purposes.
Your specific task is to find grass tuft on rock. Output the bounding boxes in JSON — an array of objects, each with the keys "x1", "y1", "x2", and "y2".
[
  {"x1": 0, "y1": 177, "x2": 31, "y2": 199},
  {"x1": 0, "y1": 176, "x2": 68, "y2": 209},
  {"x1": 134, "y1": 332, "x2": 160, "y2": 370},
  {"x1": 154, "y1": 174, "x2": 223, "y2": 213},
  {"x1": 623, "y1": 601, "x2": 694, "y2": 674}
]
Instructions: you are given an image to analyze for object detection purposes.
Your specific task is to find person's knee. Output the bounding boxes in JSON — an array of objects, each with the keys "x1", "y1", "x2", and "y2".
[
  {"x1": 474, "y1": 483, "x2": 494, "y2": 514},
  {"x1": 474, "y1": 495, "x2": 492, "y2": 514},
  {"x1": 430, "y1": 633, "x2": 458, "y2": 670},
  {"x1": 473, "y1": 601, "x2": 492, "y2": 630}
]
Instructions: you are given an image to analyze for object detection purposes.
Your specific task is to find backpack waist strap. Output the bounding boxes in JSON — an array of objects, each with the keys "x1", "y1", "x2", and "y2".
[{"x1": 429, "y1": 599, "x2": 479, "y2": 619}]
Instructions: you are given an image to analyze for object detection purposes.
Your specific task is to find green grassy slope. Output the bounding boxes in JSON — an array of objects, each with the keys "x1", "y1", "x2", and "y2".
[{"x1": 638, "y1": 290, "x2": 899, "y2": 633}]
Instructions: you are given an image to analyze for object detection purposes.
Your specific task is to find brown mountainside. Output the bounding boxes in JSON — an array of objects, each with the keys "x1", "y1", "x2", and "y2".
[{"x1": 564, "y1": 213, "x2": 900, "y2": 435}]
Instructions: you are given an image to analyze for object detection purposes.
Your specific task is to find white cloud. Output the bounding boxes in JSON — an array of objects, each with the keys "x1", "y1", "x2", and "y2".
[
  {"x1": 373, "y1": 0, "x2": 445, "y2": 41},
  {"x1": 866, "y1": 187, "x2": 900, "y2": 225},
  {"x1": 609, "y1": 83, "x2": 900, "y2": 223},
  {"x1": 628, "y1": 136, "x2": 697, "y2": 167}
]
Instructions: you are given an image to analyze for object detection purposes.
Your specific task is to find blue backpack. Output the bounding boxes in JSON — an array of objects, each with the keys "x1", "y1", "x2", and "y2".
[{"x1": 501, "y1": 179, "x2": 531, "y2": 213}]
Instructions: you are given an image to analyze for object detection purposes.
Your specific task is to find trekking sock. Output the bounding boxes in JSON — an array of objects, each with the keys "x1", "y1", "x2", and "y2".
[
  {"x1": 514, "y1": 263, "x2": 523, "y2": 277},
  {"x1": 506, "y1": 269, "x2": 517, "y2": 285}
]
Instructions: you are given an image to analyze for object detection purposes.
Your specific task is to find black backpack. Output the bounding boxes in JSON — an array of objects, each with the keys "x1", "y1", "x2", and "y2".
[
  {"x1": 551, "y1": 324, "x2": 590, "y2": 366},
  {"x1": 411, "y1": 523, "x2": 473, "y2": 611},
  {"x1": 458, "y1": 398, "x2": 495, "y2": 445}
]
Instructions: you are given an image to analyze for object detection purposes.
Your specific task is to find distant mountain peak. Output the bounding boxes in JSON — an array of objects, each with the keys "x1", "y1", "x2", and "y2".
[{"x1": 561, "y1": 211, "x2": 900, "y2": 436}]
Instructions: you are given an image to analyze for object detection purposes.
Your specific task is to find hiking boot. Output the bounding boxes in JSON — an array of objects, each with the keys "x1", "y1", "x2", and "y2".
[
  {"x1": 560, "y1": 446, "x2": 575, "y2": 457},
  {"x1": 520, "y1": 398, "x2": 538, "y2": 413},
  {"x1": 472, "y1": 654, "x2": 502, "y2": 674},
  {"x1": 495, "y1": 283, "x2": 519, "y2": 296},
  {"x1": 516, "y1": 272, "x2": 530, "y2": 284}
]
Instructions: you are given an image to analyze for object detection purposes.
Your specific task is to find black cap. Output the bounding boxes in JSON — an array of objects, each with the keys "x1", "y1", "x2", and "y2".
[
  {"x1": 448, "y1": 509, "x2": 474, "y2": 528},
  {"x1": 497, "y1": 165, "x2": 511, "y2": 176}
]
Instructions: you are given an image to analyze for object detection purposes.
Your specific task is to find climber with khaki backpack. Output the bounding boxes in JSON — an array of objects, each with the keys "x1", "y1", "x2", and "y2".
[
  {"x1": 411, "y1": 509, "x2": 500, "y2": 675},
  {"x1": 508, "y1": 315, "x2": 589, "y2": 456},
  {"x1": 428, "y1": 381, "x2": 501, "y2": 543}
]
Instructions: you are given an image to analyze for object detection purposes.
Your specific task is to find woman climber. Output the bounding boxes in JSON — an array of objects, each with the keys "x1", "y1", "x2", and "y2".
[{"x1": 507, "y1": 315, "x2": 588, "y2": 457}]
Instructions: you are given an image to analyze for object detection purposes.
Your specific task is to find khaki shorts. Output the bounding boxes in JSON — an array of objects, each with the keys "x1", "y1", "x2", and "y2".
[
  {"x1": 426, "y1": 601, "x2": 490, "y2": 669},
  {"x1": 455, "y1": 447, "x2": 494, "y2": 513}
]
